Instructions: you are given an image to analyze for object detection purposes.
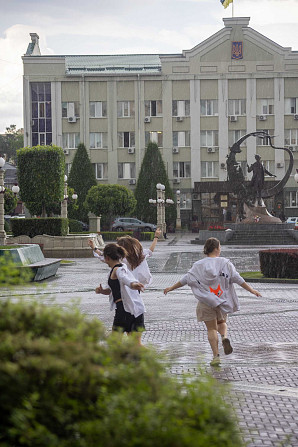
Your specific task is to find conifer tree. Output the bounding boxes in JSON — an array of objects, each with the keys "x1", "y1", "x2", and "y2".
[
  {"x1": 67, "y1": 143, "x2": 97, "y2": 222},
  {"x1": 135, "y1": 142, "x2": 176, "y2": 225}
]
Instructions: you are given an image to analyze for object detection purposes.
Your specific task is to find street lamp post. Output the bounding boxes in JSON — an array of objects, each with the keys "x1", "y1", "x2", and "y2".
[
  {"x1": 176, "y1": 189, "x2": 181, "y2": 231},
  {"x1": 295, "y1": 169, "x2": 298, "y2": 210},
  {"x1": 0, "y1": 157, "x2": 6, "y2": 245},
  {"x1": 61, "y1": 175, "x2": 68, "y2": 219},
  {"x1": 149, "y1": 183, "x2": 174, "y2": 240}
]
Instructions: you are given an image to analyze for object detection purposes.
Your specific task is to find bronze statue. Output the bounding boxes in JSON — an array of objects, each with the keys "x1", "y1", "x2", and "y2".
[
  {"x1": 247, "y1": 154, "x2": 276, "y2": 206},
  {"x1": 226, "y1": 131, "x2": 294, "y2": 221}
]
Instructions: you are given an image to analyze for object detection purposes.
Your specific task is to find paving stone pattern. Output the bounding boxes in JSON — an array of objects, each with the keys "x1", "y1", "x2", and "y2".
[{"x1": 1, "y1": 233, "x2": 298, "y2": 446}]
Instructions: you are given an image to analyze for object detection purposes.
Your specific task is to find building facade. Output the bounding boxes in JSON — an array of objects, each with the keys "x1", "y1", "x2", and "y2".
[{"x1": 23, "y1": 18, "x2": 298, "y2": 227}]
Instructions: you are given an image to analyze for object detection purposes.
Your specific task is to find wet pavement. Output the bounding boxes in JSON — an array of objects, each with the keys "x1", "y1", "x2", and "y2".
[{"x1": 1, "y1": 232, "x2": 298, "y2": 446}]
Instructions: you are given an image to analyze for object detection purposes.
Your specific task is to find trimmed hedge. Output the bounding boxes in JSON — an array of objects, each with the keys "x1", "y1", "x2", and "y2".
[
  {"x1": 0, "y1": 299, "x2": 243, "y2": 447},
  {"x1": 68, "y1": 219, "x2": 85, "y2": 233},
  {"x1": 259, "y1": 249, "x2": 298, "y2": 279},
  {"x1": 11, "y1": 218, "x2": 69, "y2": 238},
  {"x1": 100, "y1": 231, "x2": 154, "y2": 241}
]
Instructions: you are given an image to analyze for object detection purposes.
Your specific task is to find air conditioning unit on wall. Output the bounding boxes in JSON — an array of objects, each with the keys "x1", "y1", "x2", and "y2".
[
  {"x1": 173, "y1": 178, "x2": 181, "y2": 184},
  {"x1": 220, "y1": 162, "x2": 226, "y2": 169},
  {"x1": 129, "y1": 179, "x2": 136, "y2": 185},
  {"x1": 294, "y1": 114, "x2": 298, "y2": 120},
  {"x1": 229, "y1": 115, "x2": 237, "y2": 122},
  {"x1": 144, "y1": 116, "x2": 151, "y2": 123},
  {"x1": 68, "y1": 116, "x2": 77, "y2": 123},
  {"x1": 172, "y1": 147, "x2": 179, "y2": 154},
  {"x1": 128, "y1": 147, "x2": 135, "y2": 154},
  {"x1": 176, "y1": 116, "x2": 183, "y2": 122},
  {"x1": 207, "y1": 147, "x2": 216, "y2": 153},
  {"x1": 258, "y1": 115, "x2": 267, "y2": 121},
  {"x1": 63, "y1": 149, "x2": 69, "y2": 155}
]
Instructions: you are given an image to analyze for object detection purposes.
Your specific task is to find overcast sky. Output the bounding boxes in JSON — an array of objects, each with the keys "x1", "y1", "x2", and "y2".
[{"x1": 1, "y1": 0, "x2": 298, "y2": 133}]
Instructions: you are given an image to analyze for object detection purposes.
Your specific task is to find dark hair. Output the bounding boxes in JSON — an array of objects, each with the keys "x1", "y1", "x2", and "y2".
[
  {"x1": 203, "y1": 237, "x2": 220, "y2": 255},
  {"x1": 116, "y1": 235, "x2": 145, "y2": 270},
  {"x1": 103, "y1": 243, "x2": 127, "y2": 261}
]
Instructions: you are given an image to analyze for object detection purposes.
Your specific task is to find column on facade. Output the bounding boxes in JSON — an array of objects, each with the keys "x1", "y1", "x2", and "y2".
[
  {"x1": 218, "y1": 78, "x2": 229, "y2": 182},
  {"x1": 274, "y1": 77, "x2": 285, "y2": 180}
]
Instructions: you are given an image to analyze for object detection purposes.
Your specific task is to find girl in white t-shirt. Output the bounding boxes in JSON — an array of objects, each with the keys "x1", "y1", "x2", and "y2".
[{"x1": 89, "y1": 228, "x2": 161, "y2": 286}]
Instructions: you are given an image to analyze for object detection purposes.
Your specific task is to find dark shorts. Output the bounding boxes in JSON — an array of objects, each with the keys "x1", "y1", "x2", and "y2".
[{"x1": 113, "y1": 301, "x2": 145, "y2": 333}]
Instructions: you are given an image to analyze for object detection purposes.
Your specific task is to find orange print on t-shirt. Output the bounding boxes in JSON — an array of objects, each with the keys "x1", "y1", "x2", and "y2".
[{"x1": 209, "y1": 284, "x2": 223, "y2": 297}]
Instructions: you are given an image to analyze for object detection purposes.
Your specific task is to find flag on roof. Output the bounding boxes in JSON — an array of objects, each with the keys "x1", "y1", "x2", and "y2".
[{"x1": 220, "y1": 0, "x2": 233, "y2": 8}]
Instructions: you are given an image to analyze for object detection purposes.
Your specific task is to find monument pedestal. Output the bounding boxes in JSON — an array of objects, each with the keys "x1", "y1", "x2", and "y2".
[{"x1": 240, "y1": 203, "x2": 282, "y2": 225}]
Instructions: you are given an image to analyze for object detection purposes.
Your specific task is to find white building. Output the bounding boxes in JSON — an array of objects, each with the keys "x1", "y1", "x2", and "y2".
[{"x1": 23, "y1": 18, "x2": 298, "y2": 226}]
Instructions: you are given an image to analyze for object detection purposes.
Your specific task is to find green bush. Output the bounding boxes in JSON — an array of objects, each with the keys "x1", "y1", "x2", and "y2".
[
  {"x1": 68, "y1": 219, "x2": 85, "y2": 233},
  {"x1": 0, "y1": 253, "x2": 33, "y2": 285},
  {"x1": 100, "y1": 231, "x2": 154, "y2": 241},
  {"x1": 0, "y1": 299, "x2": 243, "y2": 447},
  {"x1": 4, "y1": 219, "x2": 10, "y2": 232},
  {"x1": 10, "y1": 218, "x2": 69, "y2": 238},
  {"x1": 259, "y1": 249, "x2": 298, "y2": 279}
]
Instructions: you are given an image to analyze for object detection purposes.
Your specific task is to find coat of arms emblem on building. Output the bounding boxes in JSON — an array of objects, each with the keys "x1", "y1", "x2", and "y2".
[{"x1": 231, "y1": 41, "x2": 243, "y2": 60}]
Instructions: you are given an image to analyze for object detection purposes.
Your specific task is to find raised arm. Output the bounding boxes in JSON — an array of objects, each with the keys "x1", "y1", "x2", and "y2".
[
  {"x1": 149, "y1": 228, "x2": 162, "y2": 252},
  {"x1": 164, "y1": 281, "x2": 183, "y2": 295},
  {"x1": 240, "y1": 281, "x2": 262, "y2": 297}
]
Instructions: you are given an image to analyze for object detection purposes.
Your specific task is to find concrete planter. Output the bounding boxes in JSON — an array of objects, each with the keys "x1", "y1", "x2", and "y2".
[{"x1": 6, "y1": 233, "x2": 104, "y2": 258}]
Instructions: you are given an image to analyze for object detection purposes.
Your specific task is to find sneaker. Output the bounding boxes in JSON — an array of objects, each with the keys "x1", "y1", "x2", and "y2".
[
  {"x1": 210, "y1": 355, "x2": 221, "y2": 367},
  {"x1": 222, "y1": 337, "x2": 233, "y2": 355}
]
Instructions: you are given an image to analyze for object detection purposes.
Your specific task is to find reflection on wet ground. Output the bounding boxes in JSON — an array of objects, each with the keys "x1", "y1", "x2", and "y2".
[{"x1": 148, "y1": 249, "x2": 260, "y2": 273}]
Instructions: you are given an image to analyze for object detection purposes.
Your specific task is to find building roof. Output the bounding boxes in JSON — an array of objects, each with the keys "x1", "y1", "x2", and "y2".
[{"x1": 65, "y1": 54, "x2": 164, "y2": 75}]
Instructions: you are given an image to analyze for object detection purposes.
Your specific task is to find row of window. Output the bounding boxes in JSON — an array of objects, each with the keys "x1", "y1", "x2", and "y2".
[
  {"x1": 62, "y1": 129, "x2": 292, "y2": 149},
  {"x1": 72, "y1": 160, "x2": 281, "y2": 181},
  {"x1": 59, "y1": 98, "x2": 298, "y2": 119}
]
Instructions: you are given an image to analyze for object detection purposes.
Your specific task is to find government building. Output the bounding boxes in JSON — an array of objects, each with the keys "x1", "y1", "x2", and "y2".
[{"x1": 22, "y1": 17, "x2": 298, "y2": 227}]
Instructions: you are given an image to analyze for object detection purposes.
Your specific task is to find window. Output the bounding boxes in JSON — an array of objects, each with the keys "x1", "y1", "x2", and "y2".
[
  {"x1": 228, "y1": 130, "x2": 247, "y2": 147},
  {"x1": 118, "y1": 162, "x2": 136, "y2": 179},
  {"x1": 145, "y1": 131, "x2": 163, "y2": 147},
  {"x1": 89, "y1": 101, "x2": 107, "y2": 118},
  {"x1": 118, "y1": 132, "x2": 135, "y2": 148},
  {"x1": 145, "y1": 100, "x2": 162, "y2": 117},
  {"x1": 200, "y1": 130, "x2": 218, "y2": 147},
  {"x1": 257, "y1": 99, "x2": 274, "y2": 115},
  {"x1": 173, "y1": 131, "x2": 190, "y2": 147},
  {"x1": 228, "y1": 99, "x2": 246, "y2": 116},
  {"x1": 285, "y1": 129, "x2": 298, "y2": 146},
  {"x1": 262, "y1": 160, "x2": 275, "y2": 177},
  {"x1": 201, "y1": 161, "x2": 219, "y2": 178},
  {"x1": 179, "y1": 192, "x2": 192, "y2": 209},
  {"x1": 172, "y1": 100, "x2": 190, "y2": 117},
  {"x1": 173, "y1": 162, "x2": 191, "y2": 178},
  {"x1": 285, "y1": 98, "x2": 298, "y2": 115},
  {"x1": 90, "y1": 132, "x2": 108, "y2": 149},
  {"x1": 62, "y1": 102, "x2": 79, "y2": 118},
  {"x1": 285, "y1": 191, "x2": 298, "y2": 208},
  {"x1": 62, "y1": 133, "x2": 80, "y2": 149},
  {"x1": 117, "y1": 101, "x2": 135, "y2": 117},
  {"x1": 94, "y1": 163, "x2": 108, "y2": 179},
  {"x1": 65, "y1": 163, "x2": 72, "y2": 176},
  {"x1": 200, "y1": 100, "x2": 218, "y2": 116},
  {"x1": 31, "y1": 82, "x2": 52, "y2": 146},
  {"x1": 256, "y1": 130, "x2": 273, "y2": 146}
]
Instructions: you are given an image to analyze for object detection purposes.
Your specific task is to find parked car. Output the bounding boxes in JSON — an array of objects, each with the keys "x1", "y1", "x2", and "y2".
[
  {"x1": 111, "y1": 217, "x2": 156, "y2": 232},
  {"x1": 286, "y1": 217, "x2": 298, "y2": 225}
]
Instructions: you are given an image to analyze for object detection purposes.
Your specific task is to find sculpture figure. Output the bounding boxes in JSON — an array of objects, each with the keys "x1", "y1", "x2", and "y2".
[
  {"x1": 247, "y1": 154, "x2": 276, "y2": 206},
  {"x1": 226, "y1": 131, "x2": 294, "y2": 223}
]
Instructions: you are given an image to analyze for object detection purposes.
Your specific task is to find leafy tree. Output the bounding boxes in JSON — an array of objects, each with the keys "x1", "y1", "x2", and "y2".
[
  {"x1": 135, "y1": 142, "x2": 176, "y2": 225},
  {"x1": 84, "y1": 184, "x2": 136, "y2": 226},
  {"x1": 4, "y1": 189, "x2": 17, "y2": 214},
  {"x1": 17, "y1": 145, "x2": 65, "y2": 217},
  {"x1": 67, "y1": 143, "x2": 97, "y2": 222},
  {"x1": 0, "y1": 298, "x2": 244, "y2": 447},
  {"x1": 0, "y1": 125, "x2": 24, "y2": 163}
]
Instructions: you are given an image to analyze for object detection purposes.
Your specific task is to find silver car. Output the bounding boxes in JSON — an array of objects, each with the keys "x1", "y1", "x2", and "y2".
[{"x1": 111, "y1": 217, "x2": 156, "y2": 232}]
